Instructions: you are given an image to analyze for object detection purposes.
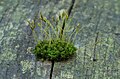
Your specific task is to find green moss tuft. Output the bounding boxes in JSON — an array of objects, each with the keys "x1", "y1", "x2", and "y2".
[
  {"x1": 33, "y1": 39, "x2": 77, "y2": 62},
  {"x1": 28, "y1": 11, "x2": 79, "y2": 62}
]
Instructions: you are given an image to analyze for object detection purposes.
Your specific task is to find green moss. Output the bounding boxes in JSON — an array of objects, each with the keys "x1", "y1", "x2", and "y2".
[
  {"x1": 28, "y1": 10, "x2": 79, "y2": 62},
  {"x1": 33, "y1": 39, "x2": 77, "y2": 62}
]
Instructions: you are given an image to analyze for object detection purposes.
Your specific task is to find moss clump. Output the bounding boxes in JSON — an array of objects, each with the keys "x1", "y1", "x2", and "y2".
[
  {"x1": 33, "y1": 39, "x2": 77, "y2": 62},
  {"x1": 28, "y1": 11, "x2": 79, "y2": 62}
]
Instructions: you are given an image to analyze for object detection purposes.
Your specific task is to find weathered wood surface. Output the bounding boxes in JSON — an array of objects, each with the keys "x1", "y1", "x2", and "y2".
[{"x1": 0, "y1": 0, "x2": 120, "y2": 79}]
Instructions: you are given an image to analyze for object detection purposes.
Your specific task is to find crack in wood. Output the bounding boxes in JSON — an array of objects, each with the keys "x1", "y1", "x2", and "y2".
[{"x1": 60, "y1": 0, "x2": 76, "y2": 39}]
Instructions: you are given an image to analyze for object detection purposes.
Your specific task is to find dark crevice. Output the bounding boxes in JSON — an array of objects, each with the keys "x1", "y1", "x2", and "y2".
[
  {"x1": 92, "y1": 5, "x2": 104, "y2": 62},
  {"x1": 93, "y1": 32, "x2": 99, "y2": 62},
  {"x1": 67, "y1": 0, "x2": 76, "y2": 17},
  {"x1": 50, "y1": 0, "x2": 76, "y2": 79},
  {"x1": 50, "y1": 61, "x2": 54, "y2": 79},
  {"x1": 60, "y1": 0, "x2": 76, "y2": 39}
]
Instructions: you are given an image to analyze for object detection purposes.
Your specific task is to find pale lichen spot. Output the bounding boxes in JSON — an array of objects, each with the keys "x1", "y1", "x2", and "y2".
[
  {"x1": 20, "y1": 60, "x2": 33, "y2": 74},
  {"x1": 0, "y1": 49, "x2": 16, "y2": 61}
]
